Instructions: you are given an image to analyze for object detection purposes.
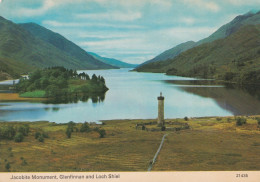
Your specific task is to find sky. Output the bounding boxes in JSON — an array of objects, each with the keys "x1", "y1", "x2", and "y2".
[{"x1": 0, "y1": 0, "x2": 259, "y2": 64}]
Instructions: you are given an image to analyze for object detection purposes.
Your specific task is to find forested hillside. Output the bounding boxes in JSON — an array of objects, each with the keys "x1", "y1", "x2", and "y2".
[{"x1": 137, "y1": 25, "x2": 260, "y2": 84}]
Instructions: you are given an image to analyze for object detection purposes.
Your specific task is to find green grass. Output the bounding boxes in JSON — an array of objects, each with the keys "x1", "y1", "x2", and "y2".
[{"x1": 20, "y1": 90, "x2": 46, "y2": 98}]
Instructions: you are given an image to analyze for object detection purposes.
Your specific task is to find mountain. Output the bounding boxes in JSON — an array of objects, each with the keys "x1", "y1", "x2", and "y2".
[
  {"x1": 0, "y1": 16, "x2": 116, "y2": 80},
  {"x1": 19, "y1": 22, "x2": 116, "y2": 69},
  {"x1": 137, "y1": 24, "x2": 260, "y2": 84},
  {"x1": 196, "y1": 10, "x2": 260, "y2": 45},
  {"x1": 136, "y1": 11, "x2": 260, "y2": 69},
  {"x1": 138, "y1": 41, "x2": 195, "y2": 67},
  {"x1": 0, "y1": 56, "x2": 34, "y2": 81},
  {"x1": 88, "y1": 52, "x2": 138, "y2": 68}
]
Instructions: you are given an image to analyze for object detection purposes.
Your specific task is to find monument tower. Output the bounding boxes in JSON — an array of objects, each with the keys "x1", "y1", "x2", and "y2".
[{"x1": 157, "y1": 92, "x2": 164, "y2": 125}]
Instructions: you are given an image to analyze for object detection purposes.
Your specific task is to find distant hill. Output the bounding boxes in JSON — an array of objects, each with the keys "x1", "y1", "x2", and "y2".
[
  {"x1": 0, "y1": 16, "x2": 116, "y2": 80},
  {"x1": 137, "y1": 24, "x2": 260, "y2": 84},
  {"x1": 136, "y1": 11, "x2": 260, "y2": 69},
  {"x1": 138, "y1": 41, "x2": 195, "y2": 67},
  {"x1": 88, "y1": 52, "x2": 138, "y2": 68}
]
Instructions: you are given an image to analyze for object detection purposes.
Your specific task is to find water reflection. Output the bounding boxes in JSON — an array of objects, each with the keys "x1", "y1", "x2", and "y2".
[
  {"x1": 52, "y1": 107, "x2": 60, "y2": 112},
  {"x1": 165, "y1": 80, "x2": 260, "y2": 115},
  {"x1": 225, "y1": 83, "x2": 260, "y2": 100},
  {"x1": 43, "y1": 93, "x2": 106, "y2": 104}
]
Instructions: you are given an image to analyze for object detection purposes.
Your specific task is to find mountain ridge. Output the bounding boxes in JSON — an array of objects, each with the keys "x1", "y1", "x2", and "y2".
[
  {"x1": 137, "y1": 24, "x2": 260, "y2": 84},
  {"x1": 88, "y1": 52, "x2": 138, "y2": 68},
  {"x1": 19, "y1": 22, "x2": 117, "y2": 69},
  {"x1": 136, "y1": 10, "x2": 260, "y2": 68},
  {"x1": 138, "y1": 41, "x2": 196, "y2": 67},
  {"x1": 196, "y1": 10, "x2": 260, "y2": 46},
  {"x1": 0, "y1": 16, "x2": 117, "y2": 80}
]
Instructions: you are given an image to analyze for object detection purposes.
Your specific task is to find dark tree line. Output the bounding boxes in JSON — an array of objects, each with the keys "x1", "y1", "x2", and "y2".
[{"x1": 65, "y1": 121, "x2": 106, "y2": 138}]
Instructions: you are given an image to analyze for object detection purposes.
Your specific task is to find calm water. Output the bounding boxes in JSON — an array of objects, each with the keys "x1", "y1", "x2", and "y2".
[{"x1": 0, "y1": 68, "x2": 259, "y2": 123}]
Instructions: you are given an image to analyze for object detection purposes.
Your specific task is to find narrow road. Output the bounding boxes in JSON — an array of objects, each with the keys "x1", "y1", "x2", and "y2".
[{"x1": 148, "y1": 133, "x2": 168, "y2": 171}]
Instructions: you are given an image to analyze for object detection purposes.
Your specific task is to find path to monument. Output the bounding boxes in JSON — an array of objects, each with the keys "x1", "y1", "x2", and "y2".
[{"x1": 148, "y1": 133, "x2": 169, "y2": 171}]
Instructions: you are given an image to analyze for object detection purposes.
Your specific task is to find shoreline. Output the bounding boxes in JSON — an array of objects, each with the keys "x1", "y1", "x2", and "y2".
[
  {"x1": 0, "y1": 79, "x2": 19, "y2": 84},
  {"x1": 0, "y1": 93, "x2": 46, "y2": 101},
  {"x1": 135, "y1": 70, "x2": 260, "y2": 86},
  {"x1": 1, "y1": 115, "x2": 259, "y2": 124}
]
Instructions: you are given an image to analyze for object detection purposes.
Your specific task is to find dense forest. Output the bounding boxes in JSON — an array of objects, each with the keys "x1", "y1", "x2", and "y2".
[{"x1": 16, "y1": 67, "x2": 108, "y2": 103}]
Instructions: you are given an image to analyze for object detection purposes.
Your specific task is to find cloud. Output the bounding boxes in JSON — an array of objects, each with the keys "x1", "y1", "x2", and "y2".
[
  {"x1": 180, "y1": 17, "x2": 196, "y2": 25},
  {"x1": 16, "y1": 0, "x2": 172, "y2": 16},
  {"x1": 79, "y1": 35, "x2": 159, "y2": 57},
  {"x1": 182, "y1": 0, "x2": 220, "y2": 12},
  {"x1": 9, "y1": 0, "x2": 84, "y2": 17},
  {"x1": 79, "y1": 38, "x2": 148, "y2": 50},
  {"x1": 77, "y1": 33, "x2": 127, "y2": 39},
  {"x1": 88, "y1": 0, "x2": 172, "y2": 9},
  {"x1": 226, "y1": 0, "x2": 260, "y2": 5},
  {"x1": 15, "y1": 0, "x2": 56, "y2": 16},
  {"x1": 76, "y1": 31, "x2": 135, "y2": 40},
  {"x1": 204, "y1": 1, "x2": 220, "y2": 12},
  {"x1": 79, "y1": 38, "x2": 156, "y2": 63},
  {"x1": 161, "y1": 26, "x2": 218, "y2": 42},
  {"x1": 43, "y1": 20, "x2": 144, "y2": 29},
  {"x1": 75, "y1": 11, "x2": 142, "y2": 22},
  {"x1": 75, "y1": 25, "x2": 218, "y2": 63}
]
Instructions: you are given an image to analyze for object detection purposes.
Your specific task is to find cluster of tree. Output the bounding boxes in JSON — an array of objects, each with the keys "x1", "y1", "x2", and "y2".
[
  {"x1": 166, "y1": 64, "x2": 217, "y2": 79},
  {"x1": 16, "y1": 67, "x2": 108, "y2": 103},
  {"x1": 0, "y1": 124, "x2": 29, "y2": 142},
  {"x1": 65, "y1": 121, "x2": 77, "y2": 138},
  {"x1": 5, "y1": 162, "x2": 11, "y2": 172},
  {"x1": 239, "y1": 70, "x2": 260, "y2": 85},
  {"x1": 203, "y1": 69, "x2": 255, "y2": 84},
  {"x1": 236, "y1": 117, "x2": 260, "y2": 127},
  {"x1": 35, "y1": 131, "x2": 49, "y2": 142},
  {"x1": 65, "y1": 121, "x2": 106, "y2": 138},
  {"x1": 4, "y1": 148, "x2": 13, "y2": 171},
  {"x1": 256, "y1": 117, "x2": 260, "y2": 127},
  {"x1": 20, "y1": 157, "x2": 28, "y2": 166},
  {"x1": 216, "y1": 117, "x2": 222, "y2": 121},
  {"x1": 236, "y1": 117, "x2": 247, "y2": 126}
]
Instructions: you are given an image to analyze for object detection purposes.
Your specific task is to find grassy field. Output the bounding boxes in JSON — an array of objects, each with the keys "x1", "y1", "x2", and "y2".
[
  {"x1": 153, "y1": 117, "x2": 260, "y2": 171},
  {"x1": 19, "y1": 90, "x2": 46, "y2": 98},
  {"x1": 0, "y1": 93, "x2": 46, "y2": 101},
  {"x1": 0, "y1": 116, "x2": 260, "y2": 172}
]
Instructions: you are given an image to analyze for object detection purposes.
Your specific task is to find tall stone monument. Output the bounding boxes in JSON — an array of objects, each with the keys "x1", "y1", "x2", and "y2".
[{"x1": 157, "y1": 92, "x2": 164, "y2": 125}]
